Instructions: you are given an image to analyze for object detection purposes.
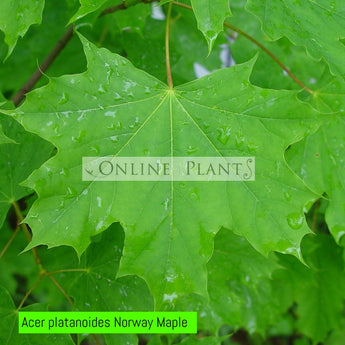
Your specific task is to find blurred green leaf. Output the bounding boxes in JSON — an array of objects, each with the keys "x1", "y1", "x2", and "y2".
[{"x1": 0, "y1": 0, "x2": 45, "y2": 58}]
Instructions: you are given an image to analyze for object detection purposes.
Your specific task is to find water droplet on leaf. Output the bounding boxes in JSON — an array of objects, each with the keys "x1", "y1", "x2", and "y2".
[
  {"x1": 217, "y1": 127, "x2": 231, "y2": 145},
  {"x1": 58, "y1": 92, "x2": 69, "y2": 104},
  {"x1": 287, "y1": 213, "x2": 304, "y2": 229},
  {"x1": 284, "y1": 191, "x2": 292, "y2": 201},
  {"x1": 187, "y1": 145, "x2": 198, "y2": 154}
]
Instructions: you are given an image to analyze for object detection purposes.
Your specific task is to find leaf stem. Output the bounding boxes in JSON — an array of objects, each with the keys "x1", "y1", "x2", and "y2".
[
  {"x1": 98, "y1": 2, "x2": 127, "y2": 16},
  {"x1": 17, "y1": 276, "x2": 43, "y2": 310},
  {"x1": 165, "y1": 2, "x2": 174, "y2": 88},
  {"x1": 0, "y1": 225, "x2": 20, "y2": 259},
  {"x1": 99, "y1": 0, "x2": 155, "y2": 17},
  {"x1": 223, "y1": 23, "x2": 313, "y2": 94},
  {"x1": 47, "y1": 273, "x2": 101, "y2": 345},
  {"x1": 172, "y1": 1, "x2": 313, "y2": 94},
  {"x1": 12, "y1": 1, "x2": 156, "y2": 107},
  {"x1": 12, "y1": 201, "x2": 45, "y2": 275},
  {"x1": 311, "y1": 199, "x2": 320, "y2": 231},
  {"x1": 48, "y1": 275, "x2": 74, "y2": 306},
  {"x1": 91, "y1": 334, "x2": 102, "y2": 345},
  {"x1": 99, "y1": 0, "x2": 156, "y2": 17},
  {"x1": 12, "y1": 25, "x2": 75, "y2": 107},
  {"x1": 47, "y1": 268, "x2": 89, "y2": 275}
]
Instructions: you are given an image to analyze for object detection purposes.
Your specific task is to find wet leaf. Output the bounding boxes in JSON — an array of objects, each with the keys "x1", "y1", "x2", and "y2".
[
  {"x1": 0, "y1": 115, "x2": 53, "y2": 228},
  {"x1": 68, "y1": 223, "x2": 153, "y2": 313},
  {"x1": 11, "y1": 35, "x2": 319, "y2": 307},
  {"x1": 226, "y1": 0, "x2": 329, "y2": 91},
  {"x1": 246, "y1": 0, "x2": 345, "y2": 76},
  {"x1": 0, "y1": 0, "x2": 45, "y2": 58},
  {"x1": 0, "y1": 123, "x2": 15, "y2": 144},
  {"x1": 191, "y1": 0, "x2": 231, "y2": 51},
  {"x1": 273, "y1": 234, "x2": 345, "y2": 343},
  {"x1": 0, "y1": 285, "x2": 75, "y2": 345},
  {"x1": 175, "y1": 228, "x2": 283, "y2": 335},
  {"x1": 287, "y1": 77, "x2": 345, "y2": 244},
  {"x1": 69, "y1": 0, "x2": 121, "y2": 23}
]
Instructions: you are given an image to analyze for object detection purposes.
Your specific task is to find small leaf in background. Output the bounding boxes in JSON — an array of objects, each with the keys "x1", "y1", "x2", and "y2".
[
  {"x1": 191, "y1": 0, "x2": 231, "y2": 51},
  {"x1": 0, "y1": 0, "x2": 45, "y2": 58},
  {"x1": 0, "y1": 123, "x2": 15, "y2": 144},
  {"x1": 0, "y1": 219, "x2": 37, "y2": 300},
  {"x1": 175, "y1": 228, "x2": 283, "y2": 335},
  {"x1": 0, "y1": 115, "x2": 53, "y2": 228},
  {"x1": 226, "y1": 0, "x2": 329, "y2": 91},
  {"x1": 69, "y1": 224, "x2": 152, "y2": 345},
  {"x1": 69, "y1": 0, "x2": 121, "y2": 23},
  {"x1": 273, "y1": 234, "x2": 345, "y2": 343},
  {"x1": 0, "y1": 0, "x2": 85, "y2": 98},
  {"x1": 113, "y1": 3, "x2": 151, "y2": 35},
  {"x1": 0, "y1": 285, "x2": 75, "y2": 345},
  {"x1": 246, "y1": 0, "x2": 345, "y2": 76},
  {"x1": 68, "y1": 223, "x2": 154, "y2": 312},
  {"x1": 286, "y1": 77, "x2": 345, "y2": 244}
]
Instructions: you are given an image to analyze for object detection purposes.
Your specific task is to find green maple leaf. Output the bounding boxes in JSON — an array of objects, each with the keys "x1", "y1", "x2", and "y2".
[
  {"x1": 272, "y1": 234, "x2": 345, "y2": 343},
  {"x1": 113, "y1": 2, "x2": 151, "y2": 35},
  {"x1": 0, "y1": 95, "x2": 15, "y2": 143},
  {"x1": 203, "y1": 229, "x2": 282, "y2": 335},
  {"x1": 0, "y1": 116, "x2": 53, "y2": 228},
  {"x1": 0, "y1": 123, "x2": 15, "y2": 144},
  {"x1": 68, "y1": 224, "x2": 151, "y2": 345},
  {"x1": 190, "y1": 0, "x2": 231, "y2": 51},
  {"x1": 0, "y1": 219, "x2": 37, "y2": 296},
  {"x1": 175, "y1": 228, "x2": 283, "y2": 335},
  {"x1": 227, "y1": 0, "x2": 328, "y2": 91},
  {"x1": 0, "y1": 95, "x2": 14, "y2": 144},
  {"x1": 246, "y1": 0, "x2": 345, "y2": 76},
  {"x1": 178, "y1": 231, "x2": 345, "y2": 340},
  {"x1": 68, "y1": 223, "x2": 153, "y2": 313},
  {"x1": 286, "y1": 77, "x2": 345, "y2": 244},
  {"x1": 69, "y1": 0, "x2": 122, "y2": 23},
  {"x1": 0, "y1": 0, "x2": 45, "y2": 58},
  {"x1": 0, "y1": 285, "x2": 74, "y2": 345},
  {"x1": 10, "y1": 35, "x2": 319, "y2": 307}
]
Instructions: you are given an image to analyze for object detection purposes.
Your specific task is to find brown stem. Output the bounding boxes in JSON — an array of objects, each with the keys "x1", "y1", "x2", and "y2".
[
  {"x1": 224, "y1": 23, "x2": 313, "y2": 94},
  {"x1": 172, "y1": 1, "x2": 314, "y2": 94},
  {"x1": 48, "y1": 275, "x2": 74, "y2": 306},
  {"x1": 311, "y1": 199, "x2": 320, "y2": 231},
  {"x1": 97, "y1": 26, "x2": 108, "y2": 46},
  {"x1": 12, "y1": 201, "x2": 45, "y2": 274},
  {"x1": 165, "y1": 2, "x2": 173, "y2": 88},
  {"x1": 98, "y1": 2, "x2": 127, "y2": 17},
  {"x1": 48, "y1": 273, "x2": 100, "y2": 345},
  {"x1": 17, "y1": 276, "x2": 44, "y2": 310},
  {"x1": 98, "y1": 0, "x2": 156, "y2": 17},
  {"x1": 91, "y1": 334, "x2": 102, "y2": 345},
  {"x1": 12, "y1": 25, "x2": 75, "y2": 107},
  {"x1": 12, "y1": 1, "x2": 159, "y2": 107}
]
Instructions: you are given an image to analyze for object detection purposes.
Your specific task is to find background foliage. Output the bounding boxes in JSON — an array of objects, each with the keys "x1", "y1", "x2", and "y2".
[{"x1": 0, "y1": 0, "x2": 345, "y2": 344}]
